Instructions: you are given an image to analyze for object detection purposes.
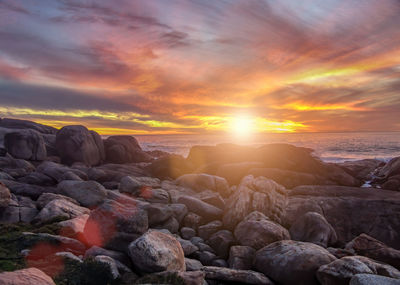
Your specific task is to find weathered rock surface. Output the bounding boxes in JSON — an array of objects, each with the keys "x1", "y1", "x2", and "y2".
[
  {"x1": 198, "y1": 220, "x2": 223, "y2": 241},
  {"x1": 36, "y1": 161, "x2": 87, "y2": 183},
  {"x1": 207, "y1": 230, "x2": 235, "y2": 259},
  {"x1": 185, "y1": 258, "x2": 203, "y2": 271},
  {"x1": 56, "y1": 125, "x2": 105, "y2": 166},
  {"x1": 223, "y1": 175, "x2": 287, "y2": 229},
  {"x1": 235, "y1": 211, "x2": 290, "y2": 250},
  {"x1": 33, "y1": 199, "x2": 89, "y2": 224},
  {"x1": 290, "y1": 211, "x2": 337, "y2": 248},
  {"x1": 0, "y1": 195, "x2": 38, "y2": 223},
  {"x1": 85, "y1": 245, "x2": 131, "y2": 267},
  {"x1": 59, "y1": 214, "x2": 89, "y2": 238},
  {"x1": 128, "y1": 230, "x2": 185, "y2": 273},
  {"x1": 58, "y1": 180, "x2": 107, "y2": 207},
  {"x1": 285, "y1": 185, "x2": 400, "y2": 248},
  {"x1": 350, "y1": 274, "x2": 400, "y2": 285},
  {"x1": 0, "y1": 181, "x2": 11, "y2": 207},
  {"x1": 202, "y1": 266, "x2": 273, "y2": 285},
  {"x1": 0, "y1": 179, "x2": 57, "y2": 200},
  {"x1": 339, "y1": 159, "x2": 383, "y2": 181},
  {"x1": 254, "y1": 240, "x2": 337, "y2": 285},
  {"x1": 4, "y1": 129, "x2": 47, "y2": 161},
  {"x1": 228, "y1": 245, "x2": 256, "y2": 270},
  {"x1": 36, "y1": 192, "x2": 79, "y2": 209},
  {"x1": 0, "y1": 156, "x2": 35, "y2": 178},
  {"x1": 0, "y1": 117, "x2": 57, "y2": 134},
  {"x1": 345, "y1": 234, "x2": 400, "y2": 270},
  {"x1": 176, "y1": 174, "x2": 230, "y2": 197},
  {"x1": 0, "y1": 267, "x2": 56, "y2": 285},
  {"x1": 147, "y1": 154, "x2": 193, "y2": 179},
  {"x1": 178, "y1": 195, "x2": 223, "y2": 222},
  {"x1": 104, "y1": 135, "x2": 152, "y2": 163}
]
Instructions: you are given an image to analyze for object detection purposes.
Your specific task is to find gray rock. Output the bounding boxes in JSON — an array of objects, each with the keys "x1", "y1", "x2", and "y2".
[
  {"x1": 228, "y1": 245, "x2": 256, "y2": 270},
  {"x1": 181, "y1": 227, "x2": 196, "y2": 240},
  {"x1": 202, "y1": 266, "x2": 273, "y2": 285},
  {"x1": 154, "y1": 217, "x2": 179, "y2": 234},
  {"x1": 192, "y1": 251, "x2": 217, "y2": 266},
  {"x1": 176, "y1": 173, "x2": 230, "y2": 197},
  {"x1": 350, "y1": 274, "x2": 400, "y2": 285},
  {"x1": 58, "y1": 214, "x2": 89, "y2": 238},
  {"x1": 23, "y1": 232, "x2": 86, "y2": 255},
  {"x1": 198, "y1": 220, "x2": 223, "y2": 241},
  {"x1": 185, "y1": 258, "x2": 203, "y2": 271},
  {"x1": 58, "y1": 180, "x2": 107, "y2": 207},
  {"x1": 254, "y1": 240, "x2": 337, "y2": 285},
  {"x1": 170, "y1": 203, "x2": 188, "y2": 224},
  {"x1": 119, "y1": 176, "x2": 142, "y2": 194},
  {"x1": 0, "y1": 268, "x2": 55, "y2": 285},
  {"x1": 55, "y1": 251, "x2": 83, "y2": 263},
  {"x1": 195, "y1": 190, "x2": 225, "y2": 210},
  {"x1": 0, "y1": 118, "x2": 57, "y2": 134},
  {"x1": 147, "y1": 203, "x2": 174, "y2": 226},
  {"x1": 178, "y1": 238, "x2": 199, "y2": 256},
  {"x1": 178, "y1": 195, "x2": 223, "y2": 222},
  {"x1": 94, "y1": 255, "x2": 121, "y2": 279},
  {"x1": 85, "y1": 245, "x2": 131, "y2": 267},
  {"x1": 4, "y1": 129, "x2": 47, "y2": 161},
  {"x1": 36, "y1": 161, "x2": 87, "y2": 183},
  {"x1": 33, "y1": 199, "x2": 89, "y2": 224},
  {"x1": 56, "y1": 125, "x2": 105, "y2": 166},
  {"x1": 104, "y1": 135, "x2": 152, "y2": 163},
  {"x1": 207, "y1": 230, "x2": 235, "y2": 259},
  {"x1": 0, "y1": 195, "x2": 38, "y2": 223},
  {"x1": 0, "y1": 182, "x2": 11, "y2": 207},
  {"x1": 211, "y1": 259, "x2": 228, "y2": 267},
  {"x1": 18, "y1": 172, "x2": 55, "y2": 186},
  {"x1": 128, "y1": 230, "x2": 185, "y2": 273},
  {"x1": 1, "y1": 179, "x2": 57, "y2": 200},
  {"x1": 289, "y1": 211, "x2": 337, "y2": 248},
  {"x1": 36, "y1": 192, "x2": 79, "y2": 209},
  {"x1": 136, "y1": 270, "x2": 205, "y2": 285},
  {"x1": 183, "y1": 212, "x2": 203, "y2": 230},
  {"x1": 235, "y1": 211, "x2": 290, "y2": 250}
]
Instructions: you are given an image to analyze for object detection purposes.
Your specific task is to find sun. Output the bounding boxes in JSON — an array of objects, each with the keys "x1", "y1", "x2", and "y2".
[{"x1": 230, "y1": 115, "x2": 254, "y2": 139}]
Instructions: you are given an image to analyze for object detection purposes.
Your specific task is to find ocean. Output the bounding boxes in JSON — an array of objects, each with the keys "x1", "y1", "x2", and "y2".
[{"x1": 135, "y1": 132, "x2": 400, "y2": 163}]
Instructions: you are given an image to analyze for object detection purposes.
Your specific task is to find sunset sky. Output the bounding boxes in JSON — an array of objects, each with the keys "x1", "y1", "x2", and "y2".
[{"x1": 0, "y1": 0, "x2": 399, "y2": 134}]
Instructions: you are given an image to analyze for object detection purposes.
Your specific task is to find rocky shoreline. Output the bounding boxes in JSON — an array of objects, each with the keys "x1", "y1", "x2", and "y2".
[{"x1": 0, "y1": 117, "x2": 400, "y2": 285}]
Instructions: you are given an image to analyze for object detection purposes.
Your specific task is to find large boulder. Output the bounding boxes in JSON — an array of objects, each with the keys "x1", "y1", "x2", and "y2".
[
  {"x1": 202, "y1": 266, "x2": 273, "y2": 285},
  {"x1": 83, "y1": 199, "x2": 148, "y2": 250},
  {"x1": 0, "y1": 182, "x2": 11, "y2": 207},
  {"x1": 235, "y1": 211, "x2": 290, "y2": 250},
  {"x1": 317, "y1": 256, "x2": 400, "y2": 285},
  {"x1": 33, "y1": 199, "x2": 89, "y2": 224},
  {"x1": 175, "y1": 174, "x2": 230, "y2": 197},
  {"x1": 58, "y1": 180, "x2": 107, "y2": 207},
  {"x1": 339, "y1": 159, "x2": 383, "y2": 181},
  {"x1": 0, "y1": 195, "x2": 38, "y2": 223},
  {"x1": 254, "y1": 240, "x2": 337, "y2": 285},
  {"x1": 55, "y1": 125, "x2": 105, "y2": 166},
  {"x1": 0, "y1": 118, "x2": 57, "y2": 134},
  {"x1": 228, "y1": 246, "x2": 256, "y2": 270},
  {"x1": 147, "y1": 154, "x2": 194, "y2": 179},
  {"x1": 104, "y1": 135, "x2": 152, "y2": 163},
  {"x1": 0, "y1": 179, "x2": 58, "y2": 200},
  {"x1": 289, "y1": 211, "x2": 337, "y2": 248},
  {"x1": 177, "y1": 195, "x2": 223, "y2": 222},
  {"x1": 4, "y1": 129, "x2": 47, "y2": 161},
  {"x1": 36, "y1": 161, "x2": 87, "y2": 183},
  {"x1": 285, "y1": 185, "x2": 400, "y2": 248},
  {"x1": 345, "y1": 234, "x2": 400, "y2": 270},
  {"x1": 0, "y1": 267, "x2": 56, "y2": 285},
  {"x1": 128, "y1": 230, "x2": 185, "y2": 273},
  {"x1": 223, "y1": 175, "x2": 287, "y2": 229}
]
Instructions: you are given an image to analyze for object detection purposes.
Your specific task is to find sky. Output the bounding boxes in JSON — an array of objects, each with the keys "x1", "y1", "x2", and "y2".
[{"x1": 0, "y1": 0, "x2": 399, "y2": 134}]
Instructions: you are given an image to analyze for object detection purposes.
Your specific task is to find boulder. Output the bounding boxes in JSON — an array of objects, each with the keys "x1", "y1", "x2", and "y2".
[
  {"x1": 195, "y1": 190, "x2": 225, "y2": 209},
  {"x1": 23, "y1": 232, "x2": 86, "y2": 255},
  {"x1": 0, "y1": 195, "x2": 38, "y2": 223},
  {"x1": 317, "y1": 256, "x2": 400, "y2": 285},
  {"x1": 202, "y1": 266, "x2": 273, "y2": 285},
  {"x1": 55, "y1": 125, "x2": 105, "y2": 166},
  {"x1": 235, "y1": 211, "x2": 290, "y2": 250},
  {"x1": 0, "y1": 179, "x2": 57, "y2": 200},
  {"x1": 350, "y1": 274, "x2": 400, "y2": 285},
  {"x1": 183, "y1": 212, "x2": 203, "y2": 230},
  {"x1": 147, "y1": 154, "x2": 194, "y2": 179},
  {"x1": 18, "y1": 172, "x2": 55, "y2": 186},
  {"x1": 36, "y1": 193, "x2": 79, "y2": 209},
  {"x1": 215, "y1": 162, "x2": 265, "y2": 185},
  {"x1": 176, "y1": 174, "x2": 230, "y2": 197},
  {"x1": 285, "y1": 185, "x2": 400, "y2": 248},
  {"x1": 177, "y1": 238, "x2": 199, "y2": 256},
  {"x1": 59, "y1": 214, "x2": 89, "y2": 238},
  {"x1": 0, "y1": 267, "x2": 55, "y2": 285},
  {"x1": 0, "y1": 118, "x2": 57, "y2": 134},
  {"x1": 4, "y1": 129, "x2": 47, "y2": 161},
  {"x1": 345, "y1": 234, "x2": 400, "y2": 270},
  {"x1": 147, "y1": 203, "x2": 174, "y2": 226},
  {"x1": 83, "y1": 199, "x2": 148, "y2": 249},
  {"x1": 289, "y1": 211, "x2": 337, "y2": 248},
  {"x1": 207, "y1": 230, "x2": 235, "y2": 259},
  {"x1": 0, "y1": 182, "x2": 11, "y2": 207},
  {"x1": 339, "y1": 159, "x2": 383, "y2": 181},
  {"x1": 58, "y1": 180, "x2": 107, "y2": 207},
  {"x1": 185, "y1": 258, "x2": 203, "y2": 271},
  {"x1": 223, "y1": 175, "x2": 287, "y2": 229},
  {"x1": 33, "y1": 199, "x2": 89, "y2": 224},
  {"x1": 169, "y1": 203, "x2": 188, "y2": 224},
  {"x1": 136, "y1": 270, "x2": 205, "y2": 285},
  {"x1": 36, "y1": 161, "x2": 87, "y2": 183},
  {"x1": 93, "y1": 255, "x2": 121, "y2": 279},
  {"x1": 0, "y1": 156, "x2": 35, "y2": 178},
  {"x1": 84, "y1": 245, "x2": 131, "y2": 267},
  {"x1": 128, "y1": 230, "x2": 185, "y2": 273},
  {"x1": 228, "y1": 245, "x2": 256, "y2": 270},
  {"x1": 178, "y1": 195, "x2": 223, "y2": 222},
  {"x1": 104, "y1": 135, "x2": 152, "y2": 163},
  {"x1": 198, "y1": 220, "x2": 223, "y2": 241},
  {"x1": 254, "y1": 240, "x2": 337, "y2": 285}
]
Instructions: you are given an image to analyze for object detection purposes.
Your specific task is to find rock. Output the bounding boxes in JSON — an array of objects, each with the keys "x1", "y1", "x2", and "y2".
[
  {"x1": 170, "y1": 203, "x2": 188, "y2": 224},
  {"x1": 181, "y1": 227, "x2": 196, "y2": 240},
  {"x1": 289, "y1": 211, "x2": 337, "y2": 248},
  {"x1": 118, "y1": 176, "x2": 142, "y2": 194},
  {"x1": 327, "y1": 247, "x2": 355, "y2": 259},
  {"x1": 0, "y1": 117, "x2": 57, "y2": 134},
  {"x1": 85, "y1": 245, "x2": 131, "y2": 267},
  {"x1": 0, "y1": 195, "x2": 38, "y2": 223},
  {"x1": 375, "y1": 157, "x2": 400, "y2": 181},
  {"x1": 350, "y1": 274, "x2": 400, "y2": 285},
  {"x1": 0, "y1": 156, "x2": 35, "y2": 178},
  {"x1": 83, "y1": 199, "x2": 148, "y2": 249},
  {"x1": 207, "y1": 230, "x2": 235, "y2": 259},
  {"x1": 58, "y1": 180, "x2": 107, "y2": 207},
  {"x1": 36, "y1": 161, "x2": 87, "y2": 183},
  {"x1": 228, "y1": 245, "x2": 256, "y2": 270},
  {"x1": 223, "y1": 175, "x2": 287, "y2": 229},
  {"x1": 176, "y1": 174, "x2": 230, "y2": 197},
  {"x1": 136, "y1": 270, "x2": 205, "y2": 285},
  {"x1": 104, "y1": 135, "x2": 152, "y2": 163},
  {"x1": 0, "y1": 179, "x2": 57, "y2": 200},
  {"x1": 285, "y1": 185, "x2": 400, "y2": 248},
  {"x1": 382, "y1": 176, "x2": 400, "y2": 191},
  {"x1": 128, "y1": 230, "x2": 185, "y2": 273},
  {"x1": 87, "y1": 163, "x2": 149, "y2": 183},
  {"x1": 215, "y1": 162, "x2": 265, "y2": 185},
  {"x1": 59, "y1": 214, "x2": 89, "y2": 238},
  {"x1": 211, "y1": 259, "x2": 228, "y2": 267},
  {"x1": 186, "y1": 258, "x2": 203, "y2": 271},
  {"x1": 36, "y1": 193, "x2": 79, "y2": 209},
  {"x1": 198, "y1": 221, "x2": 223, "y2": 240},
  {"x1": 0, "y1": 267, "x2": 56, "y2": 285},
  {"x1": 154, "y1": 217, "x2": 179, "y2": 234},
  {"x1": 183, "y1": 212, "x2": 203, "y2": 230},
  {"x1": 33, "y1": 199, "x2": 89, "y2": 224},
  {"x1": 254, "y1": 240, "x2": 337, "y2": 285},
  {"x1": 339, "y1": 159, "x2": 383, "y2": 181},
  {"x1": 147, "y1": 154, "x2": 194, "y2": 179},
  {"x1": 202, "y1": 266, "x2": 273, "y2": 285},
  {"x1": 23, "y1": 232, "x2": 86, "y2": 255},
  {"x1": 94, "y1": 255, "x2": 120, "y2": 279},
  {"x1": 235, "y1": 211, "x2": 290, "y2": 250},
  {"x1": 4, "y1": 129, "x2": 47, "y2": 161},
  {"x1": 0, "y1": 182, "x2": 11, "y2": 207},
  {"x1": 147, "y1": 203, "x2": 174, "y2": 226},
  {"x1": 18, "y1": 172, "x2": 55, "y2": 186},
  {"x1": 56, "y1": 125, "x2": 105, "y2": 166},
  {"x1": 317, "y1": 256, "x2": 400, "y2": 285},
  {"x1": 195, "y1": 190, "x2": 225, "y2": 209},
  {"x1": 192, "y1": 251, "x2": 217, "y2": 266},
  {"x1": 178, "y1": 238, "x2": 199, "y2": 256},
  {"x1": 178, "y1": 196, "x2": 223, "y2": 222},
  {"x1": 345, "y1": 234, "x2": 400, "y2": 270}
]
